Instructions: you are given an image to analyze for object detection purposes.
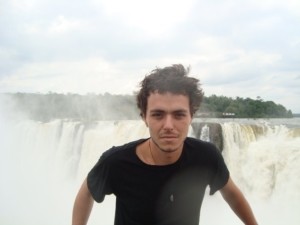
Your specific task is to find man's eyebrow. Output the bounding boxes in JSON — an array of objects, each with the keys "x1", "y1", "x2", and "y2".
[
  {"x1": 174, "y1": 109, "x2": 188, "y2": 112},
  {"x1": 149, "y1": 109, "x2": 165, "y2": 113},
  {"x1": 173, "y1": 109, "x2": 189, "y2": 114}
]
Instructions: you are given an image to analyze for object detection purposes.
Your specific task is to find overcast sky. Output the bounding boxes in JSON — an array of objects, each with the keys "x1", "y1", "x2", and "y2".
[{"x1": 1, "y1": 0, "x2": 300, "y2": 113}]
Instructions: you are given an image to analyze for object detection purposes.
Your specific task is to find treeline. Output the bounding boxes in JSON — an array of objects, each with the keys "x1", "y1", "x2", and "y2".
[
  {"x1": 3, "y1": 92, "x2": 140, "y2": 121},
  {"x1": 1, "y1": 93, "x2": 293, "y2": 121},
  {"x1": 199, "y1": 95, "x2": 293, "y2": 118}
]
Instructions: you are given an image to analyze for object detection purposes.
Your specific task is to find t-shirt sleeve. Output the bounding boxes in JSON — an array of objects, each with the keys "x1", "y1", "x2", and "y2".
[
  {"x1": 87, "y1": 151, "x2": 113, "y2": 203},
  {"x1": 208, "y1": 145, "x2": 230, "y2": 195}
]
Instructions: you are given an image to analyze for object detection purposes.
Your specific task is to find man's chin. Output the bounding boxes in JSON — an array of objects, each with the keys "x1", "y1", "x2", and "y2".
[
  {"x1": 158, "y1": 142, "x2": 181, "y2": 153},
  {"x1": 152, "y1": 137, "x2": 183, "y2": 153}
]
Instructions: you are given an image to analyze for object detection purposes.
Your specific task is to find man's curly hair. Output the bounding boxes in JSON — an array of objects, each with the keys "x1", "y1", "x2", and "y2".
[{"x1": 136, "y1": 64, "x2": 204, "y2": 117}]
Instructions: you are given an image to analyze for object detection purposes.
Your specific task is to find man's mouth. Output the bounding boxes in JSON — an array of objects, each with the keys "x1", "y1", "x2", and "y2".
[{"x1": 160, "y1": 135, "x2": 178, "y2": 139}]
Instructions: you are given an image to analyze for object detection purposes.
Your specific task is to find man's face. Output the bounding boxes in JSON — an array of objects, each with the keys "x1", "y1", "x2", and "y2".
[{"x1": 143, "y1": 91, "x2": 192, "y2": 153}]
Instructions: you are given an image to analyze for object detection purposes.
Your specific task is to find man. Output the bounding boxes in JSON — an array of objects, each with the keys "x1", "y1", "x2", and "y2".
[{"x1": 72, "y1": 64, "x2": 258, "y2": 225}]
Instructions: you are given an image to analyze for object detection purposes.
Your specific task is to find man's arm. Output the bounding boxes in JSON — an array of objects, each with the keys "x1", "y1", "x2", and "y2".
[
  {"x1": 220, "y1": 177, "x2": 258, "y2": 225},
  {"x1": 72, "y1": 178, "x2": 94, "y2": 225}
]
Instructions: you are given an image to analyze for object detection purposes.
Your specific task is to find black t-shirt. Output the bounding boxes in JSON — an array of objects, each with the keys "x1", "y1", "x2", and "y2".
[{"x1": 87, "y1": 137, "x2": 229, "y2": 225}]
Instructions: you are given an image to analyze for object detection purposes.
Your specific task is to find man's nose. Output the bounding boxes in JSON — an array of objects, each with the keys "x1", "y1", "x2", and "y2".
[{"x1": 163, "y1": 115, "x2": 174, "y2": 130}]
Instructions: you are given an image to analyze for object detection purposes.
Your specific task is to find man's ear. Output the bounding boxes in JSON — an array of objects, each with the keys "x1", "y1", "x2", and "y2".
[{"x1": 190, "y1": 115, "x2": 193, "y2": 125}]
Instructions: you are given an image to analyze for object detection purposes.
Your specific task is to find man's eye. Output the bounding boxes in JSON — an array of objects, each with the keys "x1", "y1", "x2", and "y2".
[
  {"x1": 175, "y1": 113, "x2": 186, "y2": 118},
  {"x1": 151, "y1": 113, "x2": 163, "y2": 118}
]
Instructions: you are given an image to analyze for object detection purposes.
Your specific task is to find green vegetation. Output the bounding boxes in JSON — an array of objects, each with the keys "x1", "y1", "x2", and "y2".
[
  {"x1": 199, "y1": 95, "x2": 293, "y2": 118},
  {"x1": 1, "y1": 93, "x2": 293, "y2": 121}
]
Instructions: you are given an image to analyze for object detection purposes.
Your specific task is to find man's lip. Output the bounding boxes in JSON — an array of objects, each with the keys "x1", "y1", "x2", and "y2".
[{"x1": 160, "y1": 136, "x2": 177, "y2": 138}]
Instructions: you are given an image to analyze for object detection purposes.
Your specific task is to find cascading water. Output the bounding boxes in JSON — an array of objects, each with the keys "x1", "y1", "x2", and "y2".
[
  {"x1": 199, "y1": 124, "x2": 210, "y2": 142},
  {"x1": 221, "y1": 122, "x2": 300, "y2": 201},
  {"x1": 1, "y1": 116, "x2": 300, "y2": 225},
  {"x1": 199, "y1": 120, "x2": 300, "y2": 225}
]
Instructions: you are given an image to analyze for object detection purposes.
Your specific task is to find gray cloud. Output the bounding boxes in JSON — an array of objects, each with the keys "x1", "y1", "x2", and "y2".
[{"x1": 1, "y1": 0, "x2": 300, "y2": 112}]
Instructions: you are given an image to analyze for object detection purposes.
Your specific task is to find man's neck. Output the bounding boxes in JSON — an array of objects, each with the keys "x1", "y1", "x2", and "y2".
[{"x1": 136, "y1": 139, "x2": 183, "y2": 166}]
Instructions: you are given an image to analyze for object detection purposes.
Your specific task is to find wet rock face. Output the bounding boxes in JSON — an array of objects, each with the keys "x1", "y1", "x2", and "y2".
[{"x1": 191, "y1": 122, "x2": 223, "y2": 151}]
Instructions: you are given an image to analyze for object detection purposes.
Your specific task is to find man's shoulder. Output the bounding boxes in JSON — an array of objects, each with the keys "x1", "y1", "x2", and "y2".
[
  {"x1": 183, "y1": 138, "x2": 225, "y2": 168},
  {"x1": 101, "y1": 138, "x2": 147, "y2": 161},
  {"x1": 184, "y1": 137, "x2": 222, "y2": 157},
  {"x1": 185, "y1": 137, "x2": 217, "y2": 149}
]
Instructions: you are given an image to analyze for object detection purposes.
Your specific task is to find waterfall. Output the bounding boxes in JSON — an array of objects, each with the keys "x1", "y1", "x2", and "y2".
[
  {"x1": 221, "y1": 122, "x2": 300, "y2": 201},
  {"x1": 1, "y1": 118, "x2": 300, "y2": 225},
  {"x1": 199, "y1": 124, "x2": 210, "y2": 142}
]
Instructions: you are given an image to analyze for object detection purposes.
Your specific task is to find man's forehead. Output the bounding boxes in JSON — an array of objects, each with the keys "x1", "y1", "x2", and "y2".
[
  {"x1": 149, "y1": 108, "x2": 189, "y2": 112},
  {"x1": 147, "y1": 92, "x2": 190, "y2": 110}
]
